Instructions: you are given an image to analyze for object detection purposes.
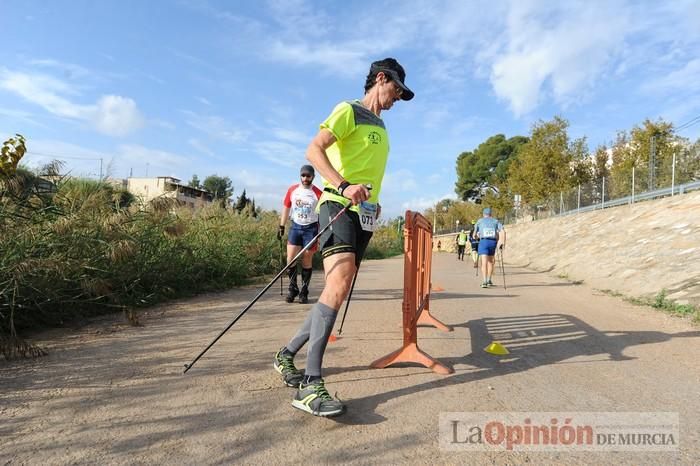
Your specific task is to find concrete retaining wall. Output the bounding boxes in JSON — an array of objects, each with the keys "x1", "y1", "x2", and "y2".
[{"x1": 504, "y1": 191, "x2": 700, "y2": 305}]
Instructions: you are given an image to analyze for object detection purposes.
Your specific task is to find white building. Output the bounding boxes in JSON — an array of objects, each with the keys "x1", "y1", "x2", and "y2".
[{"x1": 126, "y1": 176, "x2": 213, "y2": 209}]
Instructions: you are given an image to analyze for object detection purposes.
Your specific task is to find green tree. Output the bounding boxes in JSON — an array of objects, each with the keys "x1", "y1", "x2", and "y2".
[
  {"x1": 423, "y1": 199, "x2": 483, "y2": 233},
  {"x1": 188, "y1": 174, "x2": 201, "y2": 189},
  {"x1": 202, "y1": 175, "x2": 233, "y2": 205},
  {"x1": 586, "y1": 144, "x2": 611, "y2": 204},
  {"x1": 608, "y1": 119, "x2": 685, "y2": 197},
  {"x1": 235, "y1": 189, "x2": 254, "y2": 214},
  {"x1": 507, "y1": 116, "x2": 588, "y2": 211},
  {"x1": 454, "y1": 134, "x2": 528, "y2": 201},
  {"x1": 677, "y1": 137, "x2": 700, "y2": 184}
]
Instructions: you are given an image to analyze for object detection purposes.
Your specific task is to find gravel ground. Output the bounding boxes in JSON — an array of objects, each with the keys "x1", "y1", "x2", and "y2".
[{"x1": 2, "y1": 253, "x2": 699, "y2": 465}]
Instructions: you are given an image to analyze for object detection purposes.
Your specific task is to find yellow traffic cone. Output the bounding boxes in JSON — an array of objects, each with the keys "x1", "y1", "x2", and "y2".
[{"x1": 484, "y1": 341, "x2": 509, "y2": 355}]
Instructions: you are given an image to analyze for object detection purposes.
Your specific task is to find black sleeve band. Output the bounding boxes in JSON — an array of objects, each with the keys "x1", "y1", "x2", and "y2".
[{"x1": 338, "y1": 180, "x2": 351, "y2": 196}]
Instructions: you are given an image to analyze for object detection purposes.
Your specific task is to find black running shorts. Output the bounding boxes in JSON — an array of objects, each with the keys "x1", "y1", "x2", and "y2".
[{"x1": 318, "y1": 201, "x2": 373, "y2": 266}]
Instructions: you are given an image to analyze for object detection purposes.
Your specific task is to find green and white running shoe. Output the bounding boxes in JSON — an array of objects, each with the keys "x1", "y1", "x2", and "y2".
[
  {"x1": 481, "y1": 282, "x2": 488, "y2": 288},
  {"x1": 487, "y1": 279, "x2": 494, "y2": 287},
  {"x1": 291, "y1": 379, "x2": 345, "y2": 417},
  {"x1": 273, "y1": 349, "x2": 303, "y2": 388}
]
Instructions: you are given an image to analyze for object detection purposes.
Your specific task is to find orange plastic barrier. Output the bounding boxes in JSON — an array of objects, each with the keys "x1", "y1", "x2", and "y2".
[{"x1": 371, "y1": 211, "x2": 453, "y2": 375}]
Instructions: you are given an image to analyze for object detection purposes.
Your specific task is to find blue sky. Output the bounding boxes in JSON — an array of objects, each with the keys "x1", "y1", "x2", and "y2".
[{"x1": 1, "y1": 0, "x2": 699, "y2": 218}]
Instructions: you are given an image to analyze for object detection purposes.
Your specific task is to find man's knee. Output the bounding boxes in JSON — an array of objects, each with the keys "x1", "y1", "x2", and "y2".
[
  {"x1": 301, "y1": 250, "x2": 314, "y2": 267},
  {"x1": 321, "y1": 253, "x2": 356, "y2": 304}
]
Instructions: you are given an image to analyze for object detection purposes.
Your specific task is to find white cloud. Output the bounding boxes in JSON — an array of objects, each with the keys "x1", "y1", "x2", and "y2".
[
  {"x1": 115, "y1": 144, "x2": 190, "y2": 178},
  {"x1": 197, "y1": 96, "x2": 212, "y2": 106},
  {"x1": 0, "y1": 69, "x2": 145, "y2": 137},
  {"x1": 182, "y1": 110, "x2": 248, "y2": 143},
  {"x1": 642, "y1": 58, "x2": 700, "y2": 94},
  {"x1": 252, "y1": 140, "x2": 305, "y2": 167},
  {"x1": 266, "y1": 0, "x2": 331, "y2": 39},
  {"x1": 256, "y1": 0, "x2": 411, "y2": 76},
  {"x1": 142, "y1": 73, "x2": 165, "y2": 85},
  {"x1": 400, "y1": 192, "x2": 457, "y2": 212},
  {"x1": 225, "y1": 167, "x2": 295, "y2": 211},
  {"x1": 270, "y1": 127, "x2": 309, "y2": 144},
  {"x1": 0, "y1": 108, "x2": 47, "y2": 129},
  {"x1": 93, "y1": 95, "x2": 144, "y2": 137},
  {"x1": 0, "y1": 70, "x2": 88, "y2": 117},
  {"x1": 23, "y1": 139, "x2": 191, "y2": 179},
  {"x1": 485, "y1": 2, "x2": 630, "y2": 116},
  {"x1": 151, "y1": 119, "x2": 176, "y2": 131},
  {"x1": 167, "y1": 48, "x2": 219, "y2": 73},
  {"x1": 267, "y1": 41, "x2": 369, "y2": 77},
  {"x1": 22, "y1": 139, "x2": 106, "y2": 178},
  {"x1": 28, "y1": 59, "x2": 91, "y2": 79},
  {"x1": 383, "y1": 168, "x2": 419, "y2": 194},
  {"x1": 188, "y1": 138, "x2": 218, "y2": 159},
  {"x1": 190, "y1": 0, "x2": 700, "y2": 123}
]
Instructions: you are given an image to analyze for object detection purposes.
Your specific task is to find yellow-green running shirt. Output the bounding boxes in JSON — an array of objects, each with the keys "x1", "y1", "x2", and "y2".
[{"x1": 317, "y1": 100, "x2": 389, "y2": 211}]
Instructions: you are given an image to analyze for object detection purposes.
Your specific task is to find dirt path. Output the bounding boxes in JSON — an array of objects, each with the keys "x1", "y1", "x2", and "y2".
[{"x1": 2, "y1": 253, "x2": 699, "y2": 465}]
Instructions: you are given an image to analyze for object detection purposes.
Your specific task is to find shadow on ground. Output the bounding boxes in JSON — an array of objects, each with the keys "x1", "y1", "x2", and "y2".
[{"x1": 330, "y1": 313, "x2": 700, "y2": 425}]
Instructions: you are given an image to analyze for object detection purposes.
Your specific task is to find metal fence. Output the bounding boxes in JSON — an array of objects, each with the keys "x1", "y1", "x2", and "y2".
[{"x1": 505, "y1": 154, "x2": 700, "y2": 223}]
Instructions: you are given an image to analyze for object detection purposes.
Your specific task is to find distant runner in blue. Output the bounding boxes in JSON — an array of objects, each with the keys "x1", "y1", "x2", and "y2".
[{"x1": 474, "y1": 207, "x2": 506, "y2": 288}]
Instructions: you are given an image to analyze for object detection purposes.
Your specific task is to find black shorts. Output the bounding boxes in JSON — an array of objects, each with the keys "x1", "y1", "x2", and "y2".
[{"x1": 318, "y1": 201, "x2": 373, "y2": 266}]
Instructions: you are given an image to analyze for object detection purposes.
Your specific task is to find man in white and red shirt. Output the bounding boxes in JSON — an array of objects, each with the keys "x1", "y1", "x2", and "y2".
[{"x1": 278, "y1": 165, "x2": 322, "y2": 304}]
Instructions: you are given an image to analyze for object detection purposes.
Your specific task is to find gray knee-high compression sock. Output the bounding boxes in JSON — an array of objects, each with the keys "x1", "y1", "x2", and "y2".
[
  {"x1": 304, "y1": 302, "x2": 338, "y2": 377},
  {"x1": 286, "y1": 311, "x2": 313, "y2": 354}
]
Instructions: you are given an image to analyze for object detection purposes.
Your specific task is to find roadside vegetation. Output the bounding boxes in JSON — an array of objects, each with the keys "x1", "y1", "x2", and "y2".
[
  {"x1": 599, "y1": 289, "x2": 700, "y2": 324},
  {"x1": 426, "y1": 116, "x2": 700, "y2": 227},
  {"x1": 0, "y1": 135, "x2": 403, "y2": 358}
]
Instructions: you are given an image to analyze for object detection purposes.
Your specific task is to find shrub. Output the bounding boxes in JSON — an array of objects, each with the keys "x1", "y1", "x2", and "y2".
[{"x1": 0, "y1": 175, "x2": 283, "y2": 342}]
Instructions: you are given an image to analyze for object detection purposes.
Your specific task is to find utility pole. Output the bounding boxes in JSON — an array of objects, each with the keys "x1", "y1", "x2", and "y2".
[
  {"x1": 671, "y1": 152, "x2": 676, "y2": 196},
  {"x1": 560, "y1": 191, "x2": 563, "y2": 215},
  {"x1": 649, "y1": 135, "x2": 656, "y2": 191},
  {"x1": 577, "y1": 185, "x2": 581, "y2": 213}
]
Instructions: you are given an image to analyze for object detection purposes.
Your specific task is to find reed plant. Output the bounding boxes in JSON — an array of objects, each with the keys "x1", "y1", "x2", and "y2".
[{"x1": 1, "y1": 163, "x2": 281, "y2": 358}]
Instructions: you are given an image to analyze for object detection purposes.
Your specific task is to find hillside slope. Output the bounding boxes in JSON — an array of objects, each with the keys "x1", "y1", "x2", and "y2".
[{"x1": 505, "y1": 191, "x2": 700, "y2": 306}]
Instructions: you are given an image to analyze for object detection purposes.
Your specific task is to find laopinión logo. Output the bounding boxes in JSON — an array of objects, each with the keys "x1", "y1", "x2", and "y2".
[{"x1": 439, "y1": 412, "x2": 679, "y2": 452}]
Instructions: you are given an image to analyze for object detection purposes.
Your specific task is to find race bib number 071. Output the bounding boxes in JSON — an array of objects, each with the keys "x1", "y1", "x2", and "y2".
[{"x1": 359, "y1": 202, "x2": 377, "y2": 232}]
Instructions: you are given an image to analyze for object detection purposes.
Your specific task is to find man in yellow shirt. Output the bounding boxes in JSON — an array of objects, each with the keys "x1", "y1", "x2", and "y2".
[{"x1": 273, "y1": 58, "x2": 414, "y2": 417}]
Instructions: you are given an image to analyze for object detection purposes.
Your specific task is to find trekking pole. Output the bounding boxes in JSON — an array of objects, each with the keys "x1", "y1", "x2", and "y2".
[
  {"x1": 279, "y1": 238, "x2": 284, "y2": 296},
  {"x1": 499, "y1": 247, "x2": 507, "y2": 291},
  {"x1": 184, "y1": 202, "x2": 353, "y2": 373},
  {"x1": 337, "y1": 264, "x2": 360, "y2": 336},
  {"x1": 475, "y1": 253, "x2": 479, "y2": 277}
]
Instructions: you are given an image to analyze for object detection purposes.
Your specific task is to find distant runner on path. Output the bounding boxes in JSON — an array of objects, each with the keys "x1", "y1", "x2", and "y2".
[
  {"x1": 456, "y1": 229, "x2": 468, "y2": 261},
  {"x1": 468, "y1": 219, "x2": 479, "y2": 268},
  {"x1": 273, "y1": 57, "x2": 414, "y2": 418},
  {"x1": 474, "y1": 207, "x2": 506, "y2": 288},
  {"x1": 278, "y1": 165, "x2": 322, "y2": 304}
]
